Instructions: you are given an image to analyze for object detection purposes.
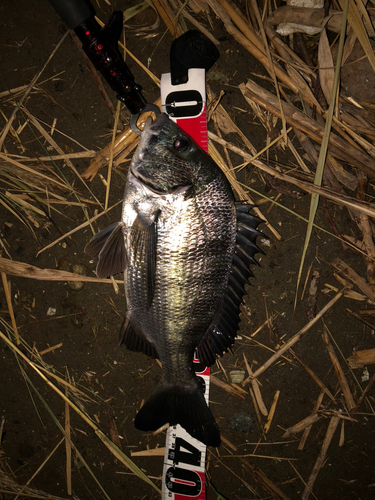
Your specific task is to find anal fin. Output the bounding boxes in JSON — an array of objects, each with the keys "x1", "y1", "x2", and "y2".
[{"x1": 119, "y1": 317, "x2": 159, "y2": 359}]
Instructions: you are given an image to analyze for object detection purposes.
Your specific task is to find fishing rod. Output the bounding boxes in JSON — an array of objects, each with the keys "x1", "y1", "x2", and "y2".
[
  {"x1": 48, "y1": 0, "x2": 159, "y2": 132},
  {"x1": 48, "y1": 1, "x2": 220, "y2": 498}
]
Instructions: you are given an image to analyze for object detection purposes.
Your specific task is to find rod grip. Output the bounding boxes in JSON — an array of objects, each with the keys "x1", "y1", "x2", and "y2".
[{"x1": 48, "y1": 0, "x2": 91, "y2": 29}]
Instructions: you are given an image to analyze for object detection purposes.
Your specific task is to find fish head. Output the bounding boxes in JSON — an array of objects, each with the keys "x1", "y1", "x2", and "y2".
[{"x1": 130, "y1": 113, "x2": 217, "y2": 195}]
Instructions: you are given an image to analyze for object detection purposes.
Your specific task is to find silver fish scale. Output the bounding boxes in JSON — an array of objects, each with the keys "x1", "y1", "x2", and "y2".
[{"x1": 124, "y1": 174, "x2": 236, "y2": 387}]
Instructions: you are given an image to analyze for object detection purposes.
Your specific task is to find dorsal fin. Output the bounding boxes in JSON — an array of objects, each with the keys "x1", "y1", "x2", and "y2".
[{"x1": 197, "y1": 204, "x2": 264, "y2": 367}]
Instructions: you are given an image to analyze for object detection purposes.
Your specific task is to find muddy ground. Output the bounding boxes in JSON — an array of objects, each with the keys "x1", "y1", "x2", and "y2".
[{"x1": 0, "y1": 1, "x2": 374, "y2": 499}]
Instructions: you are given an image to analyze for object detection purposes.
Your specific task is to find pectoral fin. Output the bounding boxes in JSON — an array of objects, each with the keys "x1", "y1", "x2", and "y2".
[
  {"x1": 85, "y1": 222, "x2": 127, "y2": 278},
  {"x1": 130, "y1": 211, "x2": 160, "y2": 308}
]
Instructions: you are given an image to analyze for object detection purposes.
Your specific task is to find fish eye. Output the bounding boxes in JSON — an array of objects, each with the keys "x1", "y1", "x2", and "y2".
[{"x1": 173, "y1": 137, "x2": 190, "y2": 153}]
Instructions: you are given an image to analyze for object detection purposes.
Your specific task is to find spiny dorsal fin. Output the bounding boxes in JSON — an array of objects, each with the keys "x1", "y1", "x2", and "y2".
[
  {"x1": 85, "y1": 222, "x2": 127, "y2": 279},
  {"x1": 197, "y1": 204, "x2": 264, "y2": 366}
]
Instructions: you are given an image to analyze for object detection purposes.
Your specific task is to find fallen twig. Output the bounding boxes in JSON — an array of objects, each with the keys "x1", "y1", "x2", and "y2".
[
  {"x1": 241, "y1": 457, "x2": 291, "y2": 500},
  {"x1": 211, "y1": 374, "x2": 246, "y2": 400},
  {"x1": 243, "y1": 290, "x2": 344, "y2": 384},
  {"x1": 332, "y1": 257, "x2": 375, "y2": 302},
  {"x1": 347, "y1": 348, "x2": 375, "y2": 369},
  {"x1": 298, "y1": 391, "x2": 325, "y2": 451},
  {"x1": 264, "y1": 390, "x2": 280, "y2": 434},
  {"x1": 243, "y1": 353, "x2": 268, "y2": 416},
  {"x1": 346, "y1": 307, "x2": 375, "y2": 330},
  {"x1": 0, "y1": 258, "x2": 123, "y2": 284},
  {"x1": 302, "y1": 415, "x2": 340, "y2": 500},
  {"x1": 354, "y1": 371, "x2": 375, "y2": 411},
  {"x1": 1, "y1": 271, "x2": 19, "y2": 344},
  {"x1": 0, "y1": 31, "x2": 69, "y2": 149},
  {"x1": 322, "y1": 330, "x2": 356, "y2": 411},
  {"x1": 282, "y1": 413, "x2": 320, "y2": 439}
]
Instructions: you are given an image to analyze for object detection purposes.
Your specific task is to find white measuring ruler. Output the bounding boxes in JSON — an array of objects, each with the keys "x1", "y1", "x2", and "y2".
[{"x1": 161, "y1": 68, "x2": 210, "y2": 499}]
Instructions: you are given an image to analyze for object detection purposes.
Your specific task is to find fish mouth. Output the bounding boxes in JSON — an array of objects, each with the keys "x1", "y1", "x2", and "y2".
[
  {"x1": 130, "y1": 114, "x2": 181, "y2": 194},
  {"x1": 143, "y1": 113, "x2": 170, "y2": 135},
  {"x1": 130, "y1": 113, "x2": 192, "y2": 195},
  {"x1": 134, "y1": 113, "x2": 170, "y2": 164}
]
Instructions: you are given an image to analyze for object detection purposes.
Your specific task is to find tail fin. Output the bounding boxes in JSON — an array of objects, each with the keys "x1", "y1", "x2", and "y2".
[{"x1": 134, "y1": 384, "x2": 221, "y2": 447}]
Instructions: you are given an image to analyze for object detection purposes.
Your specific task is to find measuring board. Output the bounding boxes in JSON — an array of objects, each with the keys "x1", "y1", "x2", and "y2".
[{"x1": 160, "y1": 68, "x2": 210, "y2": 499}]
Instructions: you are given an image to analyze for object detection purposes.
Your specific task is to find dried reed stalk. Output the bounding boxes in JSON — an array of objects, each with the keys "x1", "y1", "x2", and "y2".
[
  {"x1": 39, "y1": 343, "x2": 63, "y2": 356},
  {"x1": 21, "y1": 107, "x2": 100, "y2": 205},
  {"x1": 332, "y1": 258, "x2": 375, "y2": 302},
  {"x1": 1, "y1": 272, "x2": 19, "y2": 344},
  {"x1": 36, "y1": 199, "x2": 122, "y2": 256},
  {"x1": 240, "y1": 80, "x2": 375, "y2": 178},
  {"x1": 301, "y1": 416, "x2": 340, "y2": 500},
  {"x1": 64, "y1": 385, "x2": 72, "y2": 496},
  {"x1": 241, "y1": 458, "x2": 291, "y2": 500},
  {"x1": 131, "y1": 448, "x2": 166, "y2": 457},
  {"x1": 0, "y1": 153, "x2": 69, "y2": 191},
  {"x1": 12, "y1": 438, "x2": 65, "y2": 500},
  {"x1": 345, "y1": 308, "x2": 375, "y2": 331},
  {"x1": 264, "y1": 390, "x2": 280, "y2": 434},
  {"x1": 338, "y1": 0, "x2": 375, "y2": 72},
  {"x1": 250, "y1": 0, "x2": 287, "y2": 141},
  {"x1": 243, "y1": 353, "x2": 268, "y2": 416},
  {"x1": 282, "y1": 413, "x2": 320, "y2": 439},
  {"x1": 298, "y1": 391, "x2": 325, "y2": 451},
  {"x1": 321, "y1": 330, "x2": 356, "y2": 411},
  {"x1": 13, "y1": 151, "x2": 96, "y2": 162},
  {"x1": 82, "y1": 98, "x2": 161, "y2": 180},
  {"x1": 221, "y1": 434, "x2": 237, "y2": 451},
  {"x1": 209, "y1": 450, "x2": 258, "y2": 495},
  {"x1": 152, "y1": 0, "x2": 184, "y2": 37},
  {"x1": 0, "y1": 31, "x2": 69, "y2": 149},
  {"x1": 180, "y1": 7, "x2": 220, "y2": 46},
  {"x1": 360, "y1": 309, "x2": 375, "y2": 316},
  {"x1": 347, "y1": 348, "x2": 375, "y2": 368},
  {"x1": 354, "y1": 371, "x2": 375, "y2": 411},
  {"x1": 243, "y1": 290, "x2": 344, "y2": 384},
  {"x1": 0, "y1": 257, "x2": 122, "y2": 284},
  {"x1": 208, "y1": 131, "x2": 375, "y2": 219},
  {"x1": 208, "y1": 140, "x2": 281, "y2": 240},
  {"x1": 207, "y1": 0, "x2": 299, "y2": 95},
  {"x1": 249, "y1": 386, "x2": 262, "y2": 425},
  {"x1": 293, "y1": 353, "x2": 336, "y2": 402},
  {"x1": 210, "y1": 374, "x2": 246, "y2": 399},
  {"x1": 0, "y1": 331, "x2": 161, "y2": 493}
]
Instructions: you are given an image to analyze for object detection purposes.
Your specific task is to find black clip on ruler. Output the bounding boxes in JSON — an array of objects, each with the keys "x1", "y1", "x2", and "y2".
[{"x1": 160, "y1": 30, "x2": 219, "y2": 500}]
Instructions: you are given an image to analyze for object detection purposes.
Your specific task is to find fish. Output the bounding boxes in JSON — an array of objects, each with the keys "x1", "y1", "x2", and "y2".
[{"x1": 85, "y1": 113, "x2": 263, "y2": 447}]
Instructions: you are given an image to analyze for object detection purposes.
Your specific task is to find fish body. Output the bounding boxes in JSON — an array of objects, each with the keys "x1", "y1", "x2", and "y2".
[{"x1": 85, "y1": 113, "x2": 263, "y2": 446}]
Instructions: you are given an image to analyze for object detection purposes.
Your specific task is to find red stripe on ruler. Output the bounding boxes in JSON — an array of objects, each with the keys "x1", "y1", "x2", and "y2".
[{"x1": 176, "y1": 107, "x2": 208, "y2": 152}]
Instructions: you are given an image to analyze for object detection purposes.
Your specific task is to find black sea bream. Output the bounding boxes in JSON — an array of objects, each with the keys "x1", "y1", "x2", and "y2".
[{"x1": 85, "y1": 113, "x2": 263, "y2": 446}]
